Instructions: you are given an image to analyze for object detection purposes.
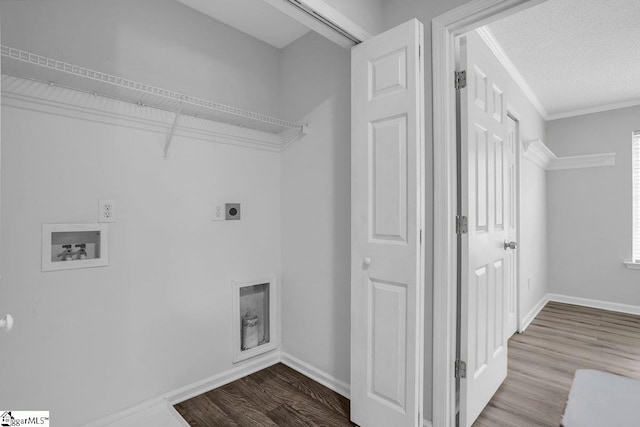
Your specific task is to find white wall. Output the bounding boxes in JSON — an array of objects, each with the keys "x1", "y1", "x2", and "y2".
[
  {"x1": 279, "y1": 31, "x2": 352, "y2": 384},
  {"x1": 0, "y1": 100, "x2": 281, "y2": 427},
  {"x1": 520, "y1": 160, "x2": 548, "y2": 316},
  {"x1": 0, "y1": 0, "x2": 282, "y2": 117},
  {"x1": 0, "y1": 2, "x2": 283, "y2": 426},
  {"x1": 546, "y1": 106, "x2": 640, "y2": 305}
]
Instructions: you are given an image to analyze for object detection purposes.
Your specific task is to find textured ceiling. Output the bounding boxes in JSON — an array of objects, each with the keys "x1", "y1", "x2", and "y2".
[
  {"x1": 487, "y1": 0, "x2": 640, "y2": 118},
  {"x1": 176, "y1": 0, "x2": 309, "y2": 49}
]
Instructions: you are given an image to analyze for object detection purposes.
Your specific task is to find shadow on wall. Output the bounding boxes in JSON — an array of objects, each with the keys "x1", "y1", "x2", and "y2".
[{"x1": 279, "y1": 31, "x2": 353, "y2": 383}]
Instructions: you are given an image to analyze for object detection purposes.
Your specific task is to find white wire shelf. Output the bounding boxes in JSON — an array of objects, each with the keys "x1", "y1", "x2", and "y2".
[{"x1": 1, "y1": 45, "x2": 307, "y2": 135}]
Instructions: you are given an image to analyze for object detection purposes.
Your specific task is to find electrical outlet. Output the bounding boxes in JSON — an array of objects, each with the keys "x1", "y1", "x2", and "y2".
[
  {"x1": 213, "y1": 203, "x2": 225, "y2": 221},
  {"x1": 99, "y1": 199, "x2": 116, "y2": 223}
]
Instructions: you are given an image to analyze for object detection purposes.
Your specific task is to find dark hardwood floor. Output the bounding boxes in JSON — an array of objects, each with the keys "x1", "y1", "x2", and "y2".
[
  {"x1": 474, "y1": 301, "x2": 640, "y2": 426},
  {"x1": 175, "y1": 302, "x2": 640, "y2": 427},
  {"x1": 174, "y1": 362, "x2": 355, "y2": 426}
]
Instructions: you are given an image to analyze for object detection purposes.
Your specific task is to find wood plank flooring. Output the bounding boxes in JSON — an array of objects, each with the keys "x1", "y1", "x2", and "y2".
[
  {"x1": 175, "y1": 302, "x2": 640, "y2": 426},
  {"x1": 174, "y1": 363, "x2": 355, "y2": 427},
  {"x1": 474, "y1": 301, "x2": 640, "y2": 426}
]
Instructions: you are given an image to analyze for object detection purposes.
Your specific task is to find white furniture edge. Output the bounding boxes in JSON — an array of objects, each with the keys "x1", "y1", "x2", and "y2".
[
  {"x1": 519, "y1": 294, "x2": 550, "y2": 332},
  {"x1": 547, "y1": 152, "x2": 616, "y2": 171},
  {"x1": 624, "y1": 261, "x2": 640, "y2": 270},
  {"x1": 522, "y1": 138, "x2": 616, "y2": 171},
  {"x1": 231, "y1": 276, "x2": 278, "y2": 364},
  {"x1": 475, "y1": 26, "x2": 548, "y2": 120},
  {"x1": 2, "y1": 75, "x2": 288, "y2": 153},
  {"x1": 432, "y1": 1, "x2": 550, "y2": 425}
]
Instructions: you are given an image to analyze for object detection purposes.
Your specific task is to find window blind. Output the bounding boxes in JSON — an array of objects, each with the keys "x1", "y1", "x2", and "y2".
[{"x1": 633, "y1": 131, "x2": 640, "y2": 262}]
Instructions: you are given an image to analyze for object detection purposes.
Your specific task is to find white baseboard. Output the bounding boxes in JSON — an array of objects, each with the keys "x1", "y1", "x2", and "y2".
[
  {"x1": 424, "y1": 419, "x2": 433, "y2": 427},
  {"x1": 548, "y1": 293, "x2": 640, "y2": 316},
  {"x1": 280, "y1": 351, "x2": 351, "y2": 399},
  {"x1": 83, "y1": 350, "x2": 281, "y2": 427},
  {"x1": 519, "y1": 294, "x2": 550, "y2": 332},
  {"x1": 164, "y1": 350, "x2": 281, "y2": 404}
]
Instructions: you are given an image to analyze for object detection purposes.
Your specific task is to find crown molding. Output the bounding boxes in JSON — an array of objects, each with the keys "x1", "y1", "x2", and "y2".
[
  {"x1": 476, "y1": 26, "x2": 548, "y2": 120},
  {"x1": 548, "y1": 98, "x2": 640, "y2": 121},
  {"x1": 522, "y1": 138, "x2": 616, "y2": 171},
  {"x1": 522, "y1": 139, "x2": 556, "y2": 169},
  {"x1": 547, "y1": 152, "x2": 616, "y2": 170}
]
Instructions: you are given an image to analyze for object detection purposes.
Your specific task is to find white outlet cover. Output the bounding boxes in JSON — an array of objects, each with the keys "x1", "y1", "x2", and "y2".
[
  {"x1": 99, "y1": 199, "x2": 116, "y2": 223},
  {"x1": 213, "y1": 203, "x2": 225, "y2": 221}
]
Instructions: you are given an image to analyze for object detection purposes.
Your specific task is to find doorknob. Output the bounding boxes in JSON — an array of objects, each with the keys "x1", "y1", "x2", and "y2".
[
  {"x1": 363, "y1": 257, "x2": 372, "y2": 266},
  {"x1": 504, "y1": 241, "x2": 517, "y2": 250}
]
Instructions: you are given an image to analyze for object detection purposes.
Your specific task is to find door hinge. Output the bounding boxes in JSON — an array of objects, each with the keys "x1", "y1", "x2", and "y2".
[
  {"x1": 419, "y1": 45, "x2": 422, "y2": 59},
  {"x1": 420, "y1": 229, "x2": 422, "y2": 244},
  {"x1": 455, "y1": 360, "x2": 467, "y2": 379},
  {"x1": 456, "y1": 215, "x2": 468, "y2": 234},
  {"x1": 455, "y1": 70, "x2": 467, "y2": 90}
]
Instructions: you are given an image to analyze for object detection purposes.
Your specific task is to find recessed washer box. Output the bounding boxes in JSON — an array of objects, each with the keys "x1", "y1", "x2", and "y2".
[{"x1": 42, "y1": 223, "x2": 109, "y2": 272}]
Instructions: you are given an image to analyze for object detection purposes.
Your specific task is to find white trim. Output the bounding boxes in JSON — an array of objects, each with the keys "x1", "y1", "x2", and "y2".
[
  {"x1": 522, "y1": 139, "x2": 616, "y2": 171},
  {"x1": 165, "y1": 351, "x2": 281, "y2": 404},
  {"x1": 519, "y1": 294, "x2": 549, "y2": 332},
  {"x1": 522, "y1": 139, "x2": 556, "y2": 169},
  {"x1": 262, "y1": 0, "x2": 372, "y2": 49},
  {"x1": 548, "y1": 293, "x2": 640, "y2": 316},
  {"x1": 280, "y1": 351, "x2": 351, "y2": 399},
  {"x1": 475, "y1": 26, "x2": 548, "y2": 119},
  {"x1": 547, "y1": 152, "x2": 616, "y2": 171},
  {"x1": 548, "y1": 98, "x2": 640, "y2": 121},
  {"x1": 94, "y1": 402, "x2": 190, "y2": 427},
  {"x1": 432, "y1": 1, "x2": 549, "y2": 426},
  {"x1": 83, "y1": 352, "x2": 281, "y2": 427},
  {"x1": 624, "y1": 261, "x2": 640, "y2": 270},
  {"x1": 508, "y1": 110, "x2": 523, "y2": 335},
  {"x1": 423, "y1": 420, "x2": 433, "y2": 427}
]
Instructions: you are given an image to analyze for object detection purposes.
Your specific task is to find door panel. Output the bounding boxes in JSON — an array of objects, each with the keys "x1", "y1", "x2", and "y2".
[
  {"x1": 351, "y1": 19, "x2": 424, "y2": 427},
  {"x1": 459, "y1": 33, "x2": 516, "y2": 426}
]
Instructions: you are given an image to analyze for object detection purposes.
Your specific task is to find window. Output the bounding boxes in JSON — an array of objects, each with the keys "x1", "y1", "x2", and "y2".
[{"x1": 633, "y1": 131, "x2": 640, "y2": 262}]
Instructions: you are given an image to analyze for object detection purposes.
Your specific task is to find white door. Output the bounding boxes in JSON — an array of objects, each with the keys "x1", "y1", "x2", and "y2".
[
  {"x1": 351, "y1": 19, "x2": 425, "y2": 427},
  {"x1": 458, "y1": 33, "x2": 516, "y2": 427}
]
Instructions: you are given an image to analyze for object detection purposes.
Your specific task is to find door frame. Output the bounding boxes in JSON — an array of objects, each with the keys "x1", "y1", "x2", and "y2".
[
  {"x1": 507, "y1": 108, "x2": 524, "y2": 335},
  {"x1": 431, "y1": 1, "x2": 548, "y2": 425}
]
